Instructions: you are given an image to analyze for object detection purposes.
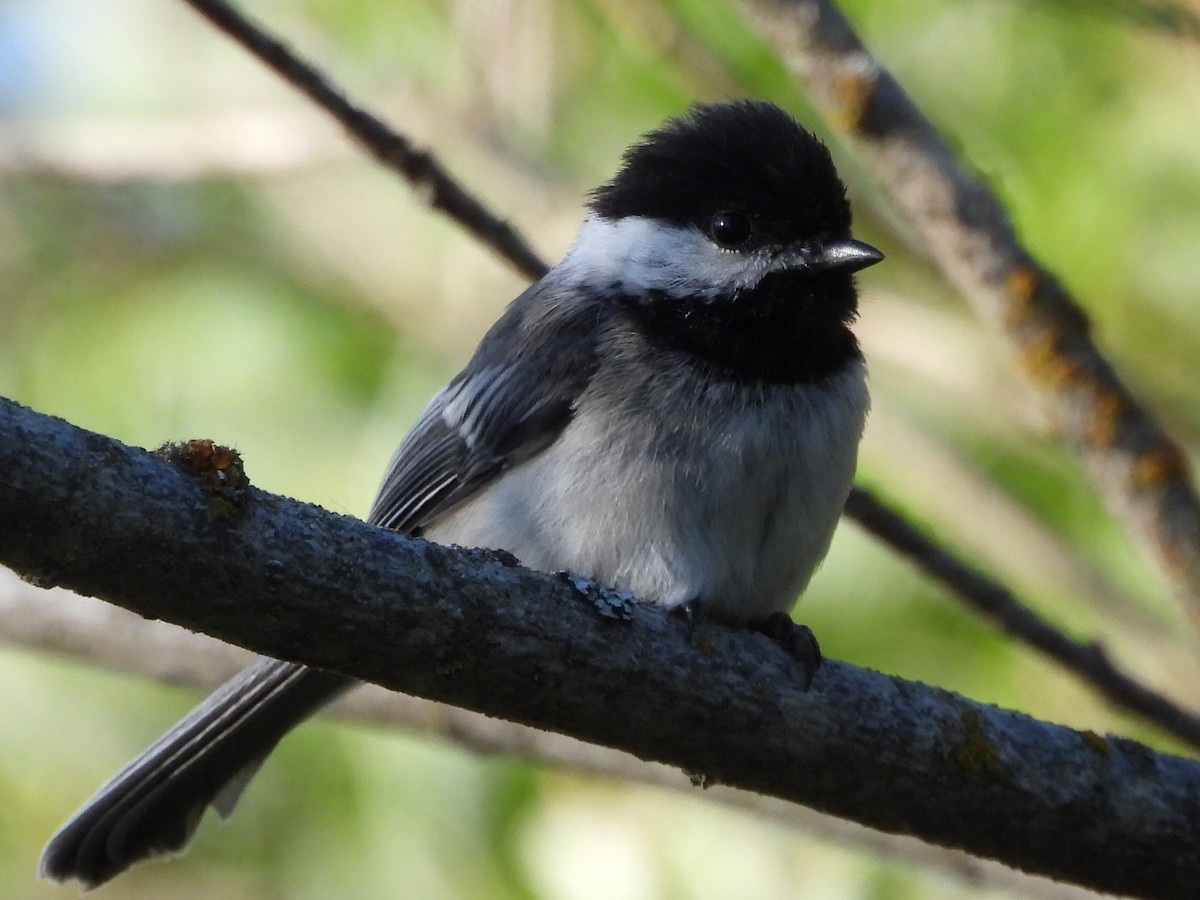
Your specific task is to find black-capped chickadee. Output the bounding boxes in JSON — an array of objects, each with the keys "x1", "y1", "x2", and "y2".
[{"x1": 41, "y1": 99, "x2": 882, "y2": 887}]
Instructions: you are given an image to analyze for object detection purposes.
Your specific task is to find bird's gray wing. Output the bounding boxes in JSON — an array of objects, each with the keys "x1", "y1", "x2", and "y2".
[
  {"x1": 41, "y1": 281, "x2": 600, "y2": 888},
  {"x1": 369, "y1": 283, "x2": 602, "y2": 532}
]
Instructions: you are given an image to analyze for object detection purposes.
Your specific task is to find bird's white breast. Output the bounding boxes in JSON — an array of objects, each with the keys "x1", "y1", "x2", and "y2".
[{"x1": 424, "y1": 359, "x2": 867, "y2": 623}]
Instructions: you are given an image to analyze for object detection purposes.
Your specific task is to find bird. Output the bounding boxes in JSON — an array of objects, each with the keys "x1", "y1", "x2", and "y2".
[{"x1": 41, "y1": 98, "x2": 882, "y2": 888}]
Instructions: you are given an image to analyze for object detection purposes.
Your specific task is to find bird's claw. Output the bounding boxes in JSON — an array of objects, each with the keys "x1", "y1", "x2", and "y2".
[{"x1": 754, "y1": 612, "x2": 822, "y2": 689}]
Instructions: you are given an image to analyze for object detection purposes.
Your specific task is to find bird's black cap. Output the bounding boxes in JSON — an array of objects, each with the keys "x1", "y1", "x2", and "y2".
[{"x1": 589, "y1": 100, "x2": 852, "y2": 244}]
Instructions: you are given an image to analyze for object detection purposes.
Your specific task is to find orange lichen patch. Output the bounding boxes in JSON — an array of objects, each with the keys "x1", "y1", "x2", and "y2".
[
  {"x1": 1083, "y1": 386, "x2": 1126, "y2": 447},
  {"x1": 1002, "y1": 265, "x2": 1039, "y2": 328},
  {"x1": 1132, "y1": 444, "x2": 1189, "y2": 486},
  {"x1": 832, "y1": 68, "x2": 877, "y2": 132},
  {"x1": 1156, "y1": 537, "x2": 1191, "y2": 580},
  {"x1": 1084, "y1": 418, "x2": 1117, "y2": 448},
  {"x1": 174, "y1": 440, "x2": 247, "y2": 489},
  {"x1": 1018, "y1": 333, "x2": 1080, "y2": 389},
  {"x1": 155, "y1": 439, "x2": 251, "y2": 516}
]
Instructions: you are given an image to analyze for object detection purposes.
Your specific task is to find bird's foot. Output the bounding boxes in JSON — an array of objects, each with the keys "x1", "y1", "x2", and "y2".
[
  {"x1": 674, "y1": 597, "x2": 709, "y2": 639},
  {"x1": 752, "y1": 612, "x2": 822, "y2": 690}
]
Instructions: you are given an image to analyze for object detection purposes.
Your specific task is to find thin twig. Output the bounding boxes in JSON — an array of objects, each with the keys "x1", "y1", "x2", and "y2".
[
  {"x1": 1065, "y1": 0, "x2": 1200, "y2": 43},
  {"x1": 846, "y1": 487, "x2": 1200, "y2": 751},
  {"x1": 740, "y1": 0, "x2": 1200, "y2": 640},
  {"x1": 181, "y1": 0, "x2": 548, "y2": 281}
]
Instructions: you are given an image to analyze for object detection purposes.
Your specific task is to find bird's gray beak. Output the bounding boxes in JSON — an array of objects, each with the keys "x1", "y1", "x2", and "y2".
[{"x1": 805, "y1": 238, "x2": 884, "y2": 275}]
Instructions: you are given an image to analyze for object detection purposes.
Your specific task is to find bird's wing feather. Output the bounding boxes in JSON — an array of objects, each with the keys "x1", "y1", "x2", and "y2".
[{"x1": 369, "y1": 282, "x2": 600, "y2": 533}]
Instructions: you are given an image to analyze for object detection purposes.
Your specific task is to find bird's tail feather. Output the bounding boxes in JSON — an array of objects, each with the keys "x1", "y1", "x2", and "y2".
[{"x1": 40, "y1": 657, "x2": 354, "y2": 889}]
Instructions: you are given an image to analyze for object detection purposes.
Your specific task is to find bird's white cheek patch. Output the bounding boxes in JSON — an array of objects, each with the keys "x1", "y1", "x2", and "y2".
[{"x1": 558, "y1": 214, "x2": 771, "y2": 300}]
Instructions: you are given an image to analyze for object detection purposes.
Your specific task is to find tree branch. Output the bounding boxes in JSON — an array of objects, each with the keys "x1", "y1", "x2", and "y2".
[
  {"x1": 847, "y1": 486, "x2": 1200, "y2": 751},
  {"x1": 740, "y1": 0, "x2": 1200, "y2": 638},
  {"x1": 2, "y1": 396, "x2": 1199, "y2": 898},
  {"x1": 0, "y1": 572, "x2": 1103, "y2": 900},
  {"x1": 1070, "y1": 0, "x2": 1200, "y2": 43},
  {"x1": 180, "y1": 0, "x2": 548, "y2": 280}
]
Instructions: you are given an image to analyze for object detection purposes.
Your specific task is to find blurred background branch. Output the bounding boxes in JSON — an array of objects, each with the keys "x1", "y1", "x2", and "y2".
[
  {"x1": 847, "y1": 486, "x2": 1200, "y2": 749},
  {"x1": 1048, "y1": 0, "x2": 1200, "y2": 43},
  {"x1": 183, "y1": 0, "x2": 547, "y2": 280},
  {"x1": 742, "y1": 0, "x2": 1200, "y2": 639},
  {"x1": 0, "y1": 109, "x2": 356, "y2": 180}
]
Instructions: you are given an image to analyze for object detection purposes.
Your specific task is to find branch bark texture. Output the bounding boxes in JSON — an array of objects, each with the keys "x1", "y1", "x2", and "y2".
[
  {"x1": 2, "y1": 396, "x2": 1199, "y2": 898},
  {"x1": 0, "y1": 574, "x2": 1104, "y2": 900}
]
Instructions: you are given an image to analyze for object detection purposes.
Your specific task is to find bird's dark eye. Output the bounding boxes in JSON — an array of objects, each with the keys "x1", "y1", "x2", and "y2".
[{"x1": 707, "y1": 211, "x2": 753, "y2": 249}]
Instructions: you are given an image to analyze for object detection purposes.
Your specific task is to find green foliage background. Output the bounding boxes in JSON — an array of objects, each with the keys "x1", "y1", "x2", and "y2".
[{"x1": 2, "y1": 0, "x2": 1199, "y2": 897}]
